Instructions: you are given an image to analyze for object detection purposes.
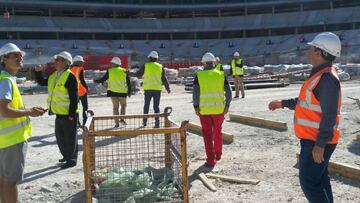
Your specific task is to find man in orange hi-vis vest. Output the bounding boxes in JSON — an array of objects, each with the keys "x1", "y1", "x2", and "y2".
[
  {"x1": 268, "y1": 32, "x2": 342, "y2": 203},
  {"x1": 70, "y1": 55, "x2": 88, "y2": 125}
]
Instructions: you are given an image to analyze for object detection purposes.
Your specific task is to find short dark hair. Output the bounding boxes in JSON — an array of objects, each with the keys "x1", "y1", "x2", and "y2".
[
  {"x1": 315, "y1": 47, "x2": 336, "y2": 62},
  {"x1": 1, "y1": 54, "x2": 8, "y2": 67},
  {"x1": 149, "y1": 57, "x2": 157, "y2": 62}
]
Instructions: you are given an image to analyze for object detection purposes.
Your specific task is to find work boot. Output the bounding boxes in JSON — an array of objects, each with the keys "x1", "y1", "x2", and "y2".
[
  {"x1": 60, "y1": 161, "x2": 76, "y2": 169},
  {"x1": 203, "y1": 162, "x2": 215, "y2": 169},
  {"x1": 234, "y1": 95, "x2": 239, "y2": 98},
  {"x1": 120, "y1": 119, "x2": 127, "y2": 125},
  {"x1": 58, "y1": 158, "x2": 66, "y2": 163}
]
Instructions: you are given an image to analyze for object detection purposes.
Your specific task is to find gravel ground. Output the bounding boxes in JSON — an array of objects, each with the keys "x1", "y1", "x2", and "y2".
[{"x1": 18, "y1": 81, "x2": 360, "y2": 203}]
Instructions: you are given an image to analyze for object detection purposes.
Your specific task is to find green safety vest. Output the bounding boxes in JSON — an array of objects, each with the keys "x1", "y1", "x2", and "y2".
[
  {"x1": 197, "y1": 69, "x2": 225, "y2": 115},
  {"x1": 143, "y1": 62, "x2": 163, "y2": 91},
  {"x1": 0, "y1": 72, "x2": 32, "y2": 149},
  {"x1": 108, "y1": 67, "x2": 128, "y2": 93},
  {"x1": 231, "y1": 58, "x2": 244, "y2": 76},
  {"x1": 215, "y1": 63, "x2": 223, "y2": 71},
  {"x1": 47, "y1": 69, "x2": 78, "y2": 115}
]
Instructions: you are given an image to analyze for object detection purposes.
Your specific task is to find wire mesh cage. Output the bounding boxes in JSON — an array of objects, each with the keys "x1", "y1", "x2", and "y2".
[{"x1": 82, "y1": 107, "x2": 189, "y2": 203}]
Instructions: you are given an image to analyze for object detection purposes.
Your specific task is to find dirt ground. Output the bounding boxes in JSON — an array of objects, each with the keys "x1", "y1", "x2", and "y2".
[{"x1": 18, "y1": 81, "x2": 360, "y2": 203}]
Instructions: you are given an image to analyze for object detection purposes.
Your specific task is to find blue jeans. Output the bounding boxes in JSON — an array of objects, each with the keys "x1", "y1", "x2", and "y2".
[
  {"x1": 299, "y1": 139, "x2": 336, "y2": 203},
  {"x1": 143, "y1": 90, "x2": 161, "y2": 124}
]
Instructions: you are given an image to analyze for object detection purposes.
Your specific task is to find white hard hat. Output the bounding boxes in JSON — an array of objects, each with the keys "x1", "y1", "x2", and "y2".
[
  {"x1": 73, "y1": 55, "x2": 85, "y2": 62},
  {"x1": 148, "y1": 51, "x2": 159, "y2": 59},
  {"x1": 233, "y1": 52, "x2": 240, "y2": 57},
  {"x1": 54, "y1": 51, "x2": 72, "y2": 64},
  {"x1": 110, "y1": 57, "x2": 121, "y2": 66},
  {"x1": 0, "y1": 43, "x2": 25, "y2": 57},
  {"x1": 201, "y1": 52, "x2": 216, "y2": 63},
  {"x1": 215, "y1": 57, "x2": 220, "y2": 62},
  {"x1": 307, "y1": 32, "x2": 341, "y2": 57}
]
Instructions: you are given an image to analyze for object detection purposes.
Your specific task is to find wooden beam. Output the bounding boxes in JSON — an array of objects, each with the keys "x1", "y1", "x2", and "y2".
[
  {"x1": 187, "y1": 122, "x2": 234, "y2": 144},
  {"x1": 347, "y1": 96, "x2": 360, "y2": 109},
  {"x1": 296, "y1": 154, "x2": 360, "y2": 181},
  {"x1": 229, "y1": 114, "x2": 288, "y2": 131},
  {"x1": 198, "y1": 173, "x2": 217, "y2": 192},
  {"x1": 206, "y1": 173, "x2": 260, "y2": 185}
]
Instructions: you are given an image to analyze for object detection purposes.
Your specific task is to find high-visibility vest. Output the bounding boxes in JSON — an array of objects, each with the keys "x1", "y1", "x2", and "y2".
[
  {"x1": 197, "y1": 69, "x2": 225, "y2": 115},
  {"x1": 215, "y1": 64, "x2": 223, "y2": 71},
  {"x1": 107, "y1": 67, "x2": 128, "y2": 93},
  {"x1": 294, "y1": 66, "x2": 341, "y2": 144},
  {"x1": 70, "y1": 66, "x2": 87, "y2": 97},
  {"x1": 0, "y1": 72, "x2": 32, "y2": 149},
  {"x1": 47, "y1": 69, "x2": 78, "y2": 115},
  {"x1": 231, "y1": 59, "x2": 244, "y2": 76},
  {"x1": 143, "y1": 62, "x2": 163, "y2": 91}
]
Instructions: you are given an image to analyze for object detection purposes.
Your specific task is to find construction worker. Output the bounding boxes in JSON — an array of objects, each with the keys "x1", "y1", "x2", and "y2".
[
  {"x1": 34, "y1": 51, "x2": 79, "y2": 169},
  {"x1": 214, "y1": 57, "x2": 223, "y2": 71},
  {"x1": 268, "y1": 32, "x2": 342, "y2": 203},
  {"x1": 94, "y1": 57, "x2": 130, "y2": 127},
  {"x1": 230, "y1": 52, "x2": 245, "y2": 98},
  {"x1": 128, "y1": 51, "x2": 170, "y2": 128},
  {"x1": 0, "y1": 43, "x2": 45, "y2": 203},
  {"x1": 193, "y1": 52, "x2": 232, "y2": 168},
  {"x1": 70, "y1": 55, "x2": 88, "y2": 126}
]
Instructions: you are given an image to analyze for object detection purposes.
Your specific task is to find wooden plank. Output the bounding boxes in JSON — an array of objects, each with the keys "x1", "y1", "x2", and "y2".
[
  {"x1": 187, "y1": 122, "x2": 234, "y2": 144},
  {"x1": 198, "y1": 173, "x2": 217, "y2": 192},
  {"x1": 296, "y1": 154, "x2": 360, "y2": 181},
  {"x1": 229, "y1": 114, "x2": 288, "y2": 131},
  {"x1": 206, "y1": 173, "x2": 260, "y2": 185},
  {"x1": 347, "y1": 96, "x2": 360, "y2": 109}
]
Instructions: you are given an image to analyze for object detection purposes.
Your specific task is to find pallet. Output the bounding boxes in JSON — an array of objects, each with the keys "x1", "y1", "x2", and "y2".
[
  {"x1": 187, "y1": 122, "x2": 234, "y2": 144},
  {"x1": 229, "y1": 114, "x2": 288, "y2": 131}
]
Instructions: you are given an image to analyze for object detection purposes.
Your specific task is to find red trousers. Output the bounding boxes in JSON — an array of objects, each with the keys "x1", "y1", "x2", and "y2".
[{"x1": 199, "y1": 114, "x2": 225, "y2": 166}]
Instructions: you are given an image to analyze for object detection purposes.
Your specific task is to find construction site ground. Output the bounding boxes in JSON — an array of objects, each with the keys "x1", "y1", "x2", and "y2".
[{"x1": 19, "y1": 81, "x2": 360, "y2": 203}]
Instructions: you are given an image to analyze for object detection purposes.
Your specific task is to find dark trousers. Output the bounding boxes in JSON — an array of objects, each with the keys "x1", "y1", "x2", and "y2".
[
  {"x1": 299, "y1": 139, "x2": 336, "y2": 203},
  {"x1": 143, "y1": 90, "x2": 161, "y2": 124},
  {"x1": 55, "y1": 117, "x2": 78, "y2": 164},
  {"x1": 79, "y1": 94, "x2": 88, "y2": 125}
]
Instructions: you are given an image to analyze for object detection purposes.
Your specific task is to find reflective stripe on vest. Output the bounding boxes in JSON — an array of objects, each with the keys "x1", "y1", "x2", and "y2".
[
  {"x1": 47, "y1": 69, "x2": 78, "y2": 115},
  {"x1": 197, "y1": 69, "x2": 225, "y2": 115},
  {"x1": 108, "y1": 67, "x2": 128, "y2": 93},
  {"x1": 294, "y1": 117, "x2": 338, "y2": 130},
  {"x1": 70, "y1": 66, "x2": 87, "y2": 96},
  {"x1": 143, "y1": 62, "x2": 163, "y2": 91},
  {"x1": 231, "y1": 59, "x2": 244, "y2": 76},
  {"x1": 0, "y1": 72, "x2": 32, "y2": 149},
  {"x1": 294, "y1": 66, "x2": 341, "y2": 144}
]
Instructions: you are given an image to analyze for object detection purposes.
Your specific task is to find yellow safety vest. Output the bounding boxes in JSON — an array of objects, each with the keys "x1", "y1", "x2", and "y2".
[
  {"x1": 231, "y1": 59, "x2": 244, "y2": 76},
  {"x1": 143, "y1": 62, "x2": 163, "y2": 91},
  {"x1": 0, "y1": 72, "x2": 32, "y2": 149},
  {"x1": 108, "y1": 67, "x2": 128, "y2": 93},
  {"x1": 197, "y1": 69, "x2": 225, "y2": 115},
  {"x1": 215, "y1": 64, "x2": 223, "y2": 71},
  {"x1": 47, "y1": 69, "x2": 78, "y2": 115}
]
